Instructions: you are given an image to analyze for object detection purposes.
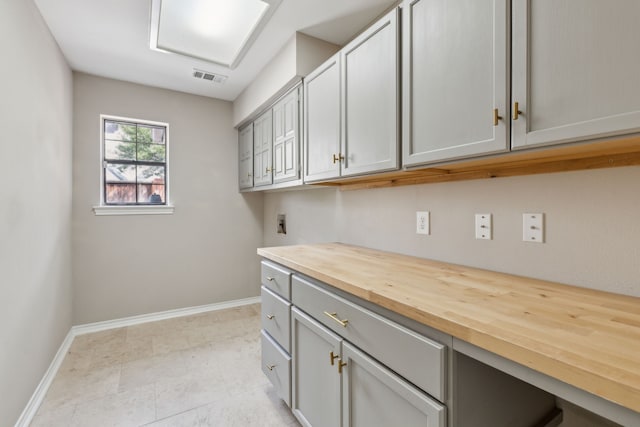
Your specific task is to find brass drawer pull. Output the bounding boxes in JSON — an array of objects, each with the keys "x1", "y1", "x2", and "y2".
[
  {"x1": 338, "y1": 359, "x2": 347, "y2": 374},
  {"x1": 266, "y1": 364, "x2": 276, "y2": 371},
  {"x1": 332, "y1": 153, "x2": 344, "y2": 164},
  {"x1": 329, "y1": 351, "x2": 339, "y2": 366},
  {"x1": 513, "y1": 102, "x2": 523, "y2": 120},
  {"x1": 266, "y1": 314, "x2": 275, "y2": 320},
  {"x1": 493, "y1": 108, "x2": 502, "y2": 126},
  {"x1": 324, "y1": 311, "x2": 348, "y2": 327}
]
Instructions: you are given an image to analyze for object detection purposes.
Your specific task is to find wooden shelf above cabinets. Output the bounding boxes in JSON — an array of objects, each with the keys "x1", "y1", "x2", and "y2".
[{"x1": 309, "y1": 135, "x2": 640, "y2": 191}]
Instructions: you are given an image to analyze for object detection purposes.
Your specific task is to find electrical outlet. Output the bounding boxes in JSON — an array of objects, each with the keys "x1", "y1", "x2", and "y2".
[
  {"x1": 523, "y1": 213, "x2": 544, "y2": 243},
  {"x1": 475, "y1": 213, "x2": 492, "y2": 240},
  {"x1": 277, "y1": 214, "x2": 286, "y2": 234},
  {"x1": 416, "y1": 211, "x2": 430, "y2": 235}
]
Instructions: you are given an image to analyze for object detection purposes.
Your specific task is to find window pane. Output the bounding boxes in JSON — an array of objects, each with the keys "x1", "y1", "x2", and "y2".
[
  {"x1": 137, "y1": 165, "x2": 165, "y2": 184},
  {"x1": 104, "y1": 121, "x2": 136, "y2": 142},
  {"x1": 106, "y1": 183, "x2": 136, "y2": 203},
  {"x1": 138, "y1": 125, "x2": 165, "y2": 144},
  {"x1": 105, "y1": 164, "x2": 136, "y2": 183},
  {"x1": 139, "y1": 184, "x2": 165, "y2": 204},
  {"x1": 105, "y1": 140, "x2": 136, "y2": 161},
  {"x1": 137, "y1": 143, "x2": 166, "y2": 162}
]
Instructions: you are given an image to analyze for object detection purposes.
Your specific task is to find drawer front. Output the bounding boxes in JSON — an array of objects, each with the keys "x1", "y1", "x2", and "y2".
[
  {"x1": 261, "y1": 260, "x2": 292, "y2": 300},
  {"x1": 292, "y1": 275, "x2": 446, "y2": 401},
  {"x1": 261, "y1": 286, "x2": 292, "y2": 352},
  {"x1": 261, "y1": 330, "x2": 292, "y2": 407}
]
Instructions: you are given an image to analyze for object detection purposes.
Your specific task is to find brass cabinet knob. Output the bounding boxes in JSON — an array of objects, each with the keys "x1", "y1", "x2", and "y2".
[
  {"x1": 332, "y1": 154, "x2": 344, "y2": 164},
  {"x1": 338, "y1": 359, "x2": 347, "y2": 374}
]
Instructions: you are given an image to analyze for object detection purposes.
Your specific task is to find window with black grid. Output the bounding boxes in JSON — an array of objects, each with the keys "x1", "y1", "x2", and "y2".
[{"x1": 102, "y1": 117, "x2": 168, "y2": 205}]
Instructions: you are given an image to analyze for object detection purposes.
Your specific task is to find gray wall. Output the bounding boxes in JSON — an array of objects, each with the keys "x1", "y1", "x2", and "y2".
[
  {"x1": 265, "y1": 166, "x2": 640, "y2": 297},
  {"x1": 73, "y1": 73, "x2": 263, "y2": 324},
  {"x1": 0, "y1": 0, "x2": 73, "y2": 425}
]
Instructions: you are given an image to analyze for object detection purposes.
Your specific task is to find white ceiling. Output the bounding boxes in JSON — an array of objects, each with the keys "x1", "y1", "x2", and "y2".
[{"x1": 34, "y1": 0, "x2": 397, "y2": 101}]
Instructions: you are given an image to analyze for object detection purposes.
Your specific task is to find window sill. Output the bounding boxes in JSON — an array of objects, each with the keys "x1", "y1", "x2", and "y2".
[{"x1": 93, "y1": 205, "x2": 175, "y2": 216}]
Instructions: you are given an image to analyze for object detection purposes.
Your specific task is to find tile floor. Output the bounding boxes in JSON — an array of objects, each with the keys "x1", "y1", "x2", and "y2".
[{"x1": 31, "y1": 304, "x2": 300, "y2": 427}]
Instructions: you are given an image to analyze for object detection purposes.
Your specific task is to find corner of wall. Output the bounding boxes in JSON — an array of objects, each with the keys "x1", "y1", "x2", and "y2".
[{"x1": 294, "y1": 32, "x2": 340, "y2": 77}]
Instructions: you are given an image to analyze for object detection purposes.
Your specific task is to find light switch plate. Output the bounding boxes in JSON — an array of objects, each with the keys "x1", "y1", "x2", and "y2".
[
  {"x1": 523, "y1": 213, "x2": 544, "y2": 243},
  {"x1": 416, "y1": 211, "x2": 430, "y2": 235},
  {"x1": 475, "y1": 213, "x2": 492, "y2": 240}
]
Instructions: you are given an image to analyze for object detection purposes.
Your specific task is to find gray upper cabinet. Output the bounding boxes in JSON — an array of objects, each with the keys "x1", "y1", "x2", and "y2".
[
  {"x1": 341, "y1": 8, "x2": 400, "y2": 177},
  {"x1": 253, "y1": 109, "x2": 273, "y2": 187},
  {"x1": 304, "y1": 8, "x2": 400, "y2": 183},
  {"x1": 273, "y1": 87, "x2": 300, "y2": 183},
  {"x1": 511, "y1": 0, "x2": 640, "y2": 149},
  {"x1": 304, "y1": 53, "x2": 342, "y2": 182},
  {"x1": 403, "y1": 0, "x2": 509, "y2": 166},
  {"x1": 238, "y1": 124, "x2": 253, "y2": 190}
]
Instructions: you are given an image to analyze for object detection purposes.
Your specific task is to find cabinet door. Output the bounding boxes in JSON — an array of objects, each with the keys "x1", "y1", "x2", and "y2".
[
  {"x1": 341, "y1": 342, "x2": 446, "y2": 427},
  {"x1": 273, "y1": 87, "x2": 300, "y2": 183},
  {"x1": 291, "y1": 307, "x2": 342, "y2": 427},
  {"x1": 253, "y1": 109, "x2": 273, "y2": 186},
  {"x1": 403, "y1": 0, "x2": 509, "y2": 166},
  {"x1": 238, "y1": 124, "x2": 253, "y2": 189},
  {"x1": 341, "y1": 8, "x2": 400, "y2": 177},
  {"x1": 512, "y1": 0, "x2": 640, "y2": 149},
  {"x1": 304, "y1": 53, "x2": 341, "y2": 182}
]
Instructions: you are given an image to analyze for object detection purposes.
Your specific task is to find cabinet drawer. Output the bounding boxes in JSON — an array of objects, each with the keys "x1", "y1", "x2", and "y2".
[
  {"x1": 261, "y1": 260, "x2": 292, "y2": 300},
  {"x1": 261, "y1": 330, "x2": 291, "y2": 407},
  {"x1": 292, "y1": 275, "x2": 446, "y2": 402},
  {"x1": 261, "y1": 286, "x2": 292, "y2": 353}
]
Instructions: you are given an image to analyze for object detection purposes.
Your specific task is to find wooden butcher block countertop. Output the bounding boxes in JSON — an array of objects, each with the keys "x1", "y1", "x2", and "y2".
[{"x1": 257, "y1": 243, "x2": 640, "y2": 414}]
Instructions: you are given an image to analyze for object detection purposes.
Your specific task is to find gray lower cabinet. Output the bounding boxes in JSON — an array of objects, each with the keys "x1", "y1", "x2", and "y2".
[
  {"x1": 262, "y1": 260, "x2": 559, "y2": 427},
  {"x1": 291, "y1": 306, "x2": 446, "y2": 427},
  {"x1": 260, "y1": 261, "x2": 293, "y2": 407},
  {"x1": 291, "y1": 307, "x2": 342, "y2": 427},
  {"x1": 342, "y1": 342, "x2": 445, "y2": 427}
]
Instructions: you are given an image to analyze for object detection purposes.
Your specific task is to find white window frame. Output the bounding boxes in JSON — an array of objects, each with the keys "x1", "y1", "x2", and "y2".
[{"x1": 93, "y1": 114, "x2": 174, "y2": 216}]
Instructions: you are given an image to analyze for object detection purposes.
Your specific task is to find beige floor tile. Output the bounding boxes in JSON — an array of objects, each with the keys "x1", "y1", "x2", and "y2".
[
  {"x1": 152, "y1": 331, "x2": 193, "y2": 356},
  {"x1": 29, "y1": 401, "x2": 76, "y2": 427},
  {"x1": 118, "y1": 349, "x2": 188, "y2": 392},
  {"x1": 32, "y1": 303, "x2": 301, "y2": 427},
  {"x1": 196, "y1": 386, "x2": 300, "y2": 426},
  {"x1": 216, "y1": 305, "x2": 260, "y2": 322},
  {"x1": 69, "y1": 384, "x2": 156, "y2": 427},
  {"x1": 56, "y1": 347, "x2": 93, "y2": 376},
  {"x1": 142, "y1": 407, "x2": 202, "y2": 427},
  {"x1": 39, "y1": 365, "x2": 121, "y2": 412},
  {"x1": 155, "y1": 372, "x2": 228, "y2": 419}
]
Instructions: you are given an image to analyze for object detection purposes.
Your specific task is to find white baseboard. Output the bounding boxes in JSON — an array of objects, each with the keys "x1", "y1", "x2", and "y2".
[
  {"x1": 14, "y1": 330, "x2": 75, "y2": 427},
  {"x1": 14, "y1": 296, "x2": 261, "y2": 427},
  {"x1": 72, "y1": 296, "x2": 261, "y2": 336}
]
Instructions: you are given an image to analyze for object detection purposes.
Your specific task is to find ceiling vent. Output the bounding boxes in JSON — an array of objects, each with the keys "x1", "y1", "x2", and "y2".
[{"x1": 192, "y1": 69, "x2": 228, "y2": 84}]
